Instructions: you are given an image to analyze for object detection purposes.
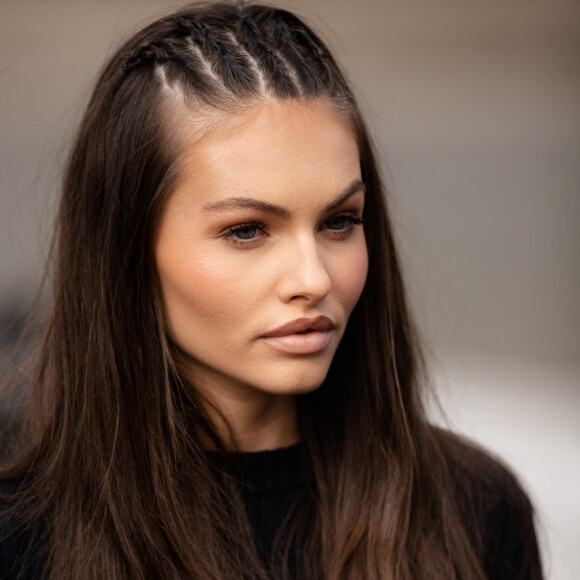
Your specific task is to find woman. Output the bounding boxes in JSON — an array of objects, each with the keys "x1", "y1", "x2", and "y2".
[{"x1": 0, "y1": 2, "x2": 542, "y2": 578}]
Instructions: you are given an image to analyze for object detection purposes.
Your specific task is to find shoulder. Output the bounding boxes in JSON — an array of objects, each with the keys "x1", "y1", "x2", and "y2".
[
  {"x1": 431, "y1": 427, "x2": 531, "y2": 506},
  {"x1": 431, "y1": 427, "x2": 543, "y2": 580}
]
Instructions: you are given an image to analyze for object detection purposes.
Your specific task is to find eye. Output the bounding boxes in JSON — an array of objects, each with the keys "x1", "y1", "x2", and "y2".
[
  {"x1": 322, "y1": 212, "x2": 365, "y2": 237},
  {"x1": 325, "y1": 215, "x2": 352, "y2": 231},
  {"x1": 230, "y1": 225, "x2": 259, "y2": 240},
  {"x1": 221, "y1": 222, "x2": 266, "y2": 246}
]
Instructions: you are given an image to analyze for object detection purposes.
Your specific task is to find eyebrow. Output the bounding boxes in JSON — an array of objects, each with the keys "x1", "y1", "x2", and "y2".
[{"x1": 202, "y1": 179, "x2": 366, "y2": 217}]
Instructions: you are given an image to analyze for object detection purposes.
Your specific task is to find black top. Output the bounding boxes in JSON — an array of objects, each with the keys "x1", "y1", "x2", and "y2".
[
  {"x1": 0, "y1": 443, "x2": 542, "y2": 579},
  {"x1": 232, "y1": 443, "x2": 312, "y2": 558}
]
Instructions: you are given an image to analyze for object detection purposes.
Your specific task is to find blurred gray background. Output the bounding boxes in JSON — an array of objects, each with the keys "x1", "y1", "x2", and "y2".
[{"x1": 1, "y1": 0, "x2": 578, "y2": 577}]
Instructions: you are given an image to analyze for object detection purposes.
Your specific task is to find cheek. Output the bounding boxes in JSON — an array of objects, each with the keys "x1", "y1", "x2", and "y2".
[
  {"x1": 332, "y1": 239, "x2": 369, "y2": 312},
  {"x1": 156, "y1": 245, "x2": 262, "y2": 335}
]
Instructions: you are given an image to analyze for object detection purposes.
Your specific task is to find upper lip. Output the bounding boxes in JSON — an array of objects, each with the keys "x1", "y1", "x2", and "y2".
[{"x1": 261, "y1": 316, "x2": 335, "y2": 338}]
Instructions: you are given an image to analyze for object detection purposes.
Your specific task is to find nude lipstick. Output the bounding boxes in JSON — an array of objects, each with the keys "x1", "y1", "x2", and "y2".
[{"x1": 260, "y1": 316, "x2": 334, "y2": 354}]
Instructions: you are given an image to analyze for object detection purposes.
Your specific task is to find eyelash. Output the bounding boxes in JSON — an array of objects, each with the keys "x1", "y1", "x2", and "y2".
[
  {"x1": 221, "y1": 222, "x2": 266, "y2": 246},
  {"x1": 221, "y1": 211, "x2": 365, "y2": 247},
  {"x1": 323, "y1": 212, "x2": 365, "y2": 239}
]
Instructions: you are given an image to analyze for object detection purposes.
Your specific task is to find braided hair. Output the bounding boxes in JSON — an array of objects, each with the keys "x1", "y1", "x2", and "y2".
[{"x1": 117, "y1": 4, "x2": 349, "y2": 105}]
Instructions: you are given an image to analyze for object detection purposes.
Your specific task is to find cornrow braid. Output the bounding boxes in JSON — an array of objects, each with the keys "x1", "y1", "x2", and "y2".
[
  {"x1": 121, "y1": 40, "x2": 177, "y2": 74},
  {"x1": 267, "y1": 12, "x2": 347, "y2": 97},
  {"x1": 119, "y1": 4, "x2": 351, "y2": 107},
  {"x1": 172, "y1": 15, "x2": 261, "y2": 96},
  {"x1": 237, "y1": 8, "x2": 301, "y2": 98}
]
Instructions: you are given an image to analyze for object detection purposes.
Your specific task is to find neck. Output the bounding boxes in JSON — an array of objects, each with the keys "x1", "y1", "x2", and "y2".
[
  {"x1": 185, "y1": 375, "x2": 300, "y2": 452},
  {"x1": 216, "y1": 394, "x2": 299, "y2": 452}
]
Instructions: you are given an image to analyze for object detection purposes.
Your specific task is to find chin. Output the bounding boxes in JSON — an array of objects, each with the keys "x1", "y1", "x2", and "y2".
[{"x1": 261, "y1": 367, "x2": 330, "y2": 396}]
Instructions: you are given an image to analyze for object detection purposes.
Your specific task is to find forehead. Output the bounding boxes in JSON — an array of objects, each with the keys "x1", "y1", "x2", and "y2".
[{"x1": 169, "y1": 99, "x2": 361, "y2": 211}]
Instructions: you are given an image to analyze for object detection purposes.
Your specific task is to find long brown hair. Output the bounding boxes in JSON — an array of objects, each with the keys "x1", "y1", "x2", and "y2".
[{"x1": 0, "y1": 2, "x2": 540, "y2": 579}]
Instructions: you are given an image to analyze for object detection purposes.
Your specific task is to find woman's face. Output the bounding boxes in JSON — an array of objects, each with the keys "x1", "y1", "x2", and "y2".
[{"x1": 155, "y1": 99, "x2": 368, "y2": 404}]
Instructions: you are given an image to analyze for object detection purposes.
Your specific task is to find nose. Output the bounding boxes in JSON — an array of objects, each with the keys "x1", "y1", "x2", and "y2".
[{"x1": 277, "y1": 236, "x2": 332, "y2": 304}]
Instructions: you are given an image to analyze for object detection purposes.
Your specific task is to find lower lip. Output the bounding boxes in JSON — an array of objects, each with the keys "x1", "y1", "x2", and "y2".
[{"x1": 261, "y1": 330, "x2": 333, "y2": 354}]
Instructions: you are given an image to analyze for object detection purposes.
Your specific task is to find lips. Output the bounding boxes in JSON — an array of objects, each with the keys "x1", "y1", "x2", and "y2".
[
  {"x1": 260, "y1": 316, "x2": 335, "y2": 354},
  {"x1": 261, "y1": 316, "x2": 334, "y2": 338}
]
